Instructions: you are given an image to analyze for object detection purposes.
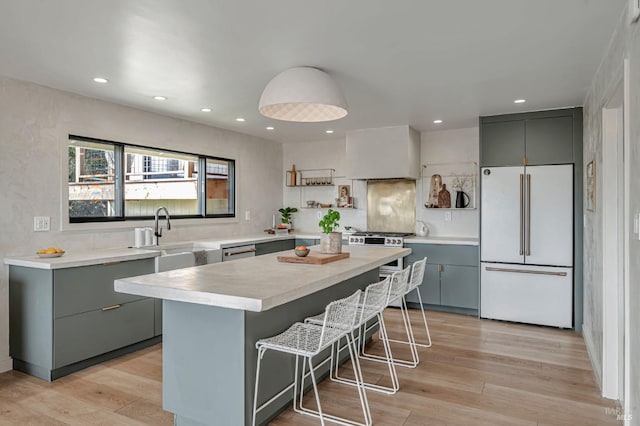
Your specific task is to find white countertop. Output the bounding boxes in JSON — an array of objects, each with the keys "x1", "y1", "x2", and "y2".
[
  {"x1": 3, "y1": 248, "x2": 160, "y2": 270},
  {"x1": 2, "y1": 233, "x2": 301, "y2": 269},
  {"x1": 115, "y1": 245, "x2": 410, "y2": 312},
  {"x1": 404, "y1": 236, "x2": 478, "y2": 246}
]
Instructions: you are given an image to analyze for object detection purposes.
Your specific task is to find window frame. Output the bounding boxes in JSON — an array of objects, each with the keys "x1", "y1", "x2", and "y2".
[{"x1": 68, "y1": 135, "x2": 236, "y2": 223}]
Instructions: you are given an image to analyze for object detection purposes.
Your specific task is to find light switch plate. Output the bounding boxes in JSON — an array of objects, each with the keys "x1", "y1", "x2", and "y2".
[
  {"x1": 444, "y1": 211, "x2": 452, "y2": 222},
  {"x1": 244, "y1": 210, "x2": 251, "y2": 221},
  {"x1": 34, "y1": 216, "x2": 50, "y2": 232},
  {"x1": 316, "y1": 211, "x2": 323, "y2": 220}
]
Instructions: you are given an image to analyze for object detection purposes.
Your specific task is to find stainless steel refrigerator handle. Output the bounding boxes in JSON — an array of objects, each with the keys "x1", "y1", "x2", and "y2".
[
  {"x1": 526, "y1": 173, "x2": 531, "y2": 256},
  {"x1": 485, "y1": 266, "x2": 567, "y2": 277},
  {"x1": 519, "y1": 174, "x2": 524, "y2": 255}
]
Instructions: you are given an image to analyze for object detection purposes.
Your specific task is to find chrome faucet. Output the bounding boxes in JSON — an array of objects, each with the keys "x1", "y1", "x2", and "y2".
[{"x1": 154, "y1": 206, "x2": 171, "y2": 245}]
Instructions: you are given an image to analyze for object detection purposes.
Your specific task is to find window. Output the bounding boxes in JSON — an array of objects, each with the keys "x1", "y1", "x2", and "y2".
[
  {"x1": 68, "y1": 135, "x2": 235, "y2": 222},
  {"x1": 68, "y1": 139, "x2": 119, "y2": 220}
]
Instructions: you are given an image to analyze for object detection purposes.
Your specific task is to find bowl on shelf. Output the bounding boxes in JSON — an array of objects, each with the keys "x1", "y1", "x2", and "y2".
[
  {"x1": 319, "y1": 203, "x2": 332, "y2": 208},
  {"x1": 306, "y1": 200, "x2": 317, "y2": 208},
  {"x1": 294, "y1": 248, "x2": 310, "y2": 257}
]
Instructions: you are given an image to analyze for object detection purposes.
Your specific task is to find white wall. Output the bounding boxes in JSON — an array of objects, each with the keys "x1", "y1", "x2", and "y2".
[
  {"x1": 0, "y1": 77, "x2": 283, "y2": 372},
  {"x1": 282, "y1": 127, "x2": 480, "y2": 238},
  {"x1": 582, "y1": 5, "x2": 640, "y2": 418},
  {"x1": 418, "y1": 127, "x2": 479, "y2": 237},
  {"x1": 282, "y1": 139, "x2": 366, "y2": 232}
]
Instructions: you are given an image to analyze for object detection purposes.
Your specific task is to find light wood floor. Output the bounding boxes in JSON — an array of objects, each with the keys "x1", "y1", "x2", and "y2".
[{"x1": 0, "y1": 310, "x2": 619, "y2": 425}]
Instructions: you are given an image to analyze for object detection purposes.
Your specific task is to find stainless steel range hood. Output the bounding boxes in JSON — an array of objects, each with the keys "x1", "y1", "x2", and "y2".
[{"x1": 346, "y1": 125, "x2": 420, "y2": 180}]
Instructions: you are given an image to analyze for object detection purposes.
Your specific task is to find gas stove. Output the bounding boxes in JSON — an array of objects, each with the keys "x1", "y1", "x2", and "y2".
[{"x1": 348, "y1": 232, "x2": 413, "y2": 247}]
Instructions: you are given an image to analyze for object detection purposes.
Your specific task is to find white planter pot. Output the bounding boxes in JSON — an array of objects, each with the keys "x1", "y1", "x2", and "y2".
[{"x1": 320, "y1": 232, "x2": 342, "y2": 254}]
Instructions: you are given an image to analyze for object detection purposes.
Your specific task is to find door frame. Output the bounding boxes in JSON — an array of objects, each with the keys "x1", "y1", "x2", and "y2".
[{"x1": 600, "y1": 58, "x2": 630, "y2": 411}]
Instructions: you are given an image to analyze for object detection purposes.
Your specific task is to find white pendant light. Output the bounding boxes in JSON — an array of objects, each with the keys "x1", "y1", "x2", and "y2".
[{"x1": 258, "y1": 67, "x2": 348, "y2": 122}]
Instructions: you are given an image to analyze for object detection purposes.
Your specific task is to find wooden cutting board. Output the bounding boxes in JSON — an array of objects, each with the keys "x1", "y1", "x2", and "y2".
[{"x1": 277, "y1": 251, "x2": 350, "y2": 264}]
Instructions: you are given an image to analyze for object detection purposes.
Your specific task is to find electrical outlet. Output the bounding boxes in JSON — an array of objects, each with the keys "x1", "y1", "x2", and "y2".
[
  {"x1": 316, "y1": 211, "x2": 323, "y2": 220},
  {"x1": 244, "y1": 210, "x2": 251, "y2": 221},
  {"x1": 444, "y1": 211, "x2": 452, "y2": 222},
  {"x1": 34, "y1": 216, "x2": 50, "y2": 232}
]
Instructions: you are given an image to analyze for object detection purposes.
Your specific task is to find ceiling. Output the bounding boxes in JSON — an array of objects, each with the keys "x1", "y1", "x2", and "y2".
[{"x1": 0, "y1": 0, "x2": 625, "y2": 143}]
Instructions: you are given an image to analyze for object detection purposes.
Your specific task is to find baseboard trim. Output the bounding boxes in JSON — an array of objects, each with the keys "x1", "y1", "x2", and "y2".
[
  {"x1": 582, "y1": 322, "x2": 602, "y2": 391},
  {"x1": 0, "y1": 356, "x2": 13, "y2": 373}
]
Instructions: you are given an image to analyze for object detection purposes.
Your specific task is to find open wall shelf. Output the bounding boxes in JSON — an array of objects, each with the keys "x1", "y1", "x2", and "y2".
[{"x1": 421, "y1": 161, "x2": 478, "y2": 210}]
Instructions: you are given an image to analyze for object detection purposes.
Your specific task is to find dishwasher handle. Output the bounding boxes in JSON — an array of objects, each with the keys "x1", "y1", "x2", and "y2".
[{"x1": 224, "y1": 248, "x2": 257, "y2": 257}]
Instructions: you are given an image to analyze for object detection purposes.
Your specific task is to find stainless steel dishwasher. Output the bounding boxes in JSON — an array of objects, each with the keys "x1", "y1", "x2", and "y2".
[{"x1": 222, "y1": 244, "x2": 256, "y2": 261}]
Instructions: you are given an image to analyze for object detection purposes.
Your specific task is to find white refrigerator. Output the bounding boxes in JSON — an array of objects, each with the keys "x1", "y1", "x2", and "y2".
[{"x1": 480, "y1": 165, "x2": 573, "y2": 328}]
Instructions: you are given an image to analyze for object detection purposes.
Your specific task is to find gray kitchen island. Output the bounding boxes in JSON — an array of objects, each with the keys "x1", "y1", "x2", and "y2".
[{"x1": 115, "y1": 245, "x2": 410, "y2": 426}]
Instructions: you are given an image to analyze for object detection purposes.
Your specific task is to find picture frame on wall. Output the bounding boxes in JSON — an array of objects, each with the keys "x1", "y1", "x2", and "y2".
[{"x1": 586, "y1": 160, "x2": 596, "y2": 212}]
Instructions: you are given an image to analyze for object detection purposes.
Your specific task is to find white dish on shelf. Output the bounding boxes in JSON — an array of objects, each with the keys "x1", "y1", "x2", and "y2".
[{"x1": 36, "y1": 251, "x2": 65, "y2": 258}]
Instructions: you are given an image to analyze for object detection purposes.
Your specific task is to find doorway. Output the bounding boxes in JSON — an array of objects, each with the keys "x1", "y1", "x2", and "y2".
[{"x1": 600, "y1": 63, "x2": 627, "y2": 406}]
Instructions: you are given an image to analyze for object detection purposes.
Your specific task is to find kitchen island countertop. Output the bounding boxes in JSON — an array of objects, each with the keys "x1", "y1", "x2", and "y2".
[{"x1": 115, "y1": 245, "x2": 410, "y2": 312}]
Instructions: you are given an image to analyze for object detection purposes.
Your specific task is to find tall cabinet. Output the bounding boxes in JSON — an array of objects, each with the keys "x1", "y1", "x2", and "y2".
[{"x1": 479, "y1": 107, "x2": 583, "y2": 331}]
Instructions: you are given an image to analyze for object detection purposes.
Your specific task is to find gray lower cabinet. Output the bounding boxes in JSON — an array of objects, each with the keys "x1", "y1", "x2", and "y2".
[
  {"x1": 405, "y1": 243, "x2": 478, "y2": 313},
  {"x1": 295, "y1": 238, "x2": 319, "y2": 247},
  {"x1": 255, "y1": 239, "x2": 295, "y2": 256},
  {"x1": 9, "y1": 258, "x2": 158, "y2": 381}
]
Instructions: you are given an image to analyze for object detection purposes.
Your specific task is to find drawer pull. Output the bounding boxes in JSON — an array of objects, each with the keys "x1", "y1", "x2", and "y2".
[
  {"x1": 484, "y1": 266, "x2": 567, "y2": 277},
  {"x1": 102, "y1": 261, "x2": 122, "y2": 266},
  {"x1": 101, "y1": 304, "x2": 122, "y2": 311},
  {"x1": 224, "y1": 248, "x2": 257, "y2": 256}
]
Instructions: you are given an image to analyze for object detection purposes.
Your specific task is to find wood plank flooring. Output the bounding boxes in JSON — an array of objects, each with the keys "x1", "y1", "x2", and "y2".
[{"x1": 0, "y1": 310, "x2": 620, "y2": 425}]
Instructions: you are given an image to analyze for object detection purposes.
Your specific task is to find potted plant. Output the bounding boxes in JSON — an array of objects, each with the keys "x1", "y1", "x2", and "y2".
[
  {"x1": 278, "y1": 207, "x2": 298, "y2": 229},
  {"x1": 318, "y1": 208, "x2": 342, "y2": 254}
]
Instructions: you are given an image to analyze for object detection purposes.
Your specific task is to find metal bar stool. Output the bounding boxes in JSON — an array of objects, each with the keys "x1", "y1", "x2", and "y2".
[
  {"x1": 386, "y1": 256, "x2": 432, "y2": 349},
  {"x1": 361, "y1": 265, "x2": 420, "y2": 368},
  {"x1": 305, "y1": 276, "x2": 399, "y2": 395},
  {"x1": 252, "y1": 290, "x2": 371, "y2": 426}
]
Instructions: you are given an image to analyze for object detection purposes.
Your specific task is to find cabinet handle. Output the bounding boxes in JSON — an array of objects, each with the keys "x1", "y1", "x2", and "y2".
[
  {"x1": 101, "y1": 304, "x2": 122, "y2": 311},
  {"x1": 224, "y1": 248, "x2": 257, "y2": 256},
  {"x1": 484, "y1": 266, "x2": 567, "y2": 276},
  {"x1": 102, "y1": 261, "x2": 122, "y2": 266},
  {"x1": 438, "y1": 264, "x2": 443, "y2": 273}
]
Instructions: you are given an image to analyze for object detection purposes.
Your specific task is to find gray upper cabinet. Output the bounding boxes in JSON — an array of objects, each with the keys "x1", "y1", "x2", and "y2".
[
  {"x1": 480, "y1": 108, "x2": 580, "y2": 167},
  {"x1": 480, "y1": 120, "x2": 525, "y2": 167},
  {"x1": 525, "y1": 116, "x2": 574, "y2": 165}
]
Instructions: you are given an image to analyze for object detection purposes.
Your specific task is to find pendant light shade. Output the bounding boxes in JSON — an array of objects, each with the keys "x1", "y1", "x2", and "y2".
[{"x1": 258, "y1": 67, "x2": 348, "y2": 122}]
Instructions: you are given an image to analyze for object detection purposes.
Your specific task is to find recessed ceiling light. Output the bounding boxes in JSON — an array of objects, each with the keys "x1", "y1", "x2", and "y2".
[
  {"x1": 93, "y1": 77, "x2": 108, "y2": 84},
  {"x1": 153, "y1": 96, "x2": 167, "y2": 101},
  {"x1": 433, "y1": 119, "x2": 443, "y2": 124},
  {"x1": 514, "y1": 99, "x2": 526, "y2": 104},
  {"x1": 325, "y1": 130, "x2": 334, "y2": 134},
  {"x1": 266, "y1": 126, "x2": 274, "y2": 130},
  {"x1": 200, "y1": 108, "x2": 212, "y2": 112},
  {"x1": 235, "y1": 117, "x2": 245, "y2": 122}
]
